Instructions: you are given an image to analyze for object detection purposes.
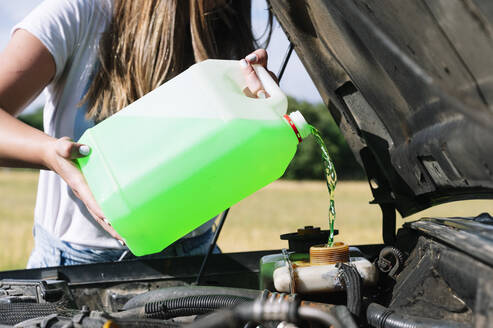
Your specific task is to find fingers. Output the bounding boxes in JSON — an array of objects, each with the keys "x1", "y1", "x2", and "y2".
[
  {"x1": 241, "y1": 49, "x2": 277, "y2": 99},
  {"x1": 52, "y1": 136, "x2": 123, "y2": 243},
  {"x1": 55, "y1": 137, "x2": 91, "y2": 159},
  {"x1": 240, "y1": 59, "x2": 266, "y2": 98},
  {"x1": 246, "y1": 49, "x2": 278, "y2": 83},
  {"x1": 89, "y1": 208, "x2": 125, "y2": 243},
  {"x1": 69, "y1": 168, "x2": 125, "y2": 242},
  {"x1": 245, "y1": 48, "x2": 268, "y2": 68}
]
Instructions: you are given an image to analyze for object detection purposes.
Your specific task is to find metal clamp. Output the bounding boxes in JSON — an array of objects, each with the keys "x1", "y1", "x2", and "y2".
[{"x1": 282, "y1": 248, "x2": 296, "y2": 294}]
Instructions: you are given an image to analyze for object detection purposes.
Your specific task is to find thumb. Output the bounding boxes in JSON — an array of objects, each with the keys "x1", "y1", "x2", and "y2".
[
  {"x1": 71, "y1": 143, "x2": 91, "y2": 159},
  {"x1": 55, "y1": 137, "x2": 91, "y2": 159}
]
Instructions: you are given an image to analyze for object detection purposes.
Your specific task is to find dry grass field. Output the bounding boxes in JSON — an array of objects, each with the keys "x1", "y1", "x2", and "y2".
[{"x1": 1, "y1": 169, "x2": 493, "y2": 271}]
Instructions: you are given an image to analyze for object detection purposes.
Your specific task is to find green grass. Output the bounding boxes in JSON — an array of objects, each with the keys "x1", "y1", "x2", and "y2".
[
  {"x1": 1, "y1": 169, "x2": 493, "y2": 270},
  {"x1": 218, "y1": 181, "x2": 493, "y2": 251},
  {"x1": 0, "y1": 169, "x2": 38, "y2": 270}
]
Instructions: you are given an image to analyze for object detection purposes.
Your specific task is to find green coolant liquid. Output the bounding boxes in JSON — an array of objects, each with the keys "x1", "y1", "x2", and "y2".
[
  {"x1": 77, "y1": 116, "x2": 298, "y2": 256},
  {"x1": 309, "y1": 126, "x2": 338, "y2": 247}
]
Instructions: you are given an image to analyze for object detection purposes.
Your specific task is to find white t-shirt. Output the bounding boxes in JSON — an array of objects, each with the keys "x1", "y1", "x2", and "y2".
[{"x1": 13, "y1": 0, "x2": 214, "y2": 249}]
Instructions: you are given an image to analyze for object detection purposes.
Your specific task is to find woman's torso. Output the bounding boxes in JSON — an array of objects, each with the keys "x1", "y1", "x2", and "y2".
[{"x1": 17, "y1": 0, "x2": 213, "y2": 249}]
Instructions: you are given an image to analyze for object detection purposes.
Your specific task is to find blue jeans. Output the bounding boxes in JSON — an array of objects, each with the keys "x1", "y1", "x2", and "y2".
[{"x1": 27, "y1": 224, "x2": 220, "y2": 268}]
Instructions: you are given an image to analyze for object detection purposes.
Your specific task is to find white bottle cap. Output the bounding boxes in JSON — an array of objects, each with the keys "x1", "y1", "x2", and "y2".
[{"x1": 288, "y1": 110, "x2": 311, "y2": 140}]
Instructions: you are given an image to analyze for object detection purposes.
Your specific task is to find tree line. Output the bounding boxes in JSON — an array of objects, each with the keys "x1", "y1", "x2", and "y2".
[{"x1": 283, "y1": 97, "x2": 365, "y2": 180}]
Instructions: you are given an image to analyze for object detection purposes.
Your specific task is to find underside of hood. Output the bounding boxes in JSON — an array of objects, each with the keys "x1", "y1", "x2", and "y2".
[{"x1": 269, "y1": 0, "x2": 493, "y2": 218}]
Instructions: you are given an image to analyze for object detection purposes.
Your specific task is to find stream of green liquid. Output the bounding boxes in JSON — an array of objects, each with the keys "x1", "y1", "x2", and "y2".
[{"x1": 309, "y1": 125, "x2": 337, "y2": 247}]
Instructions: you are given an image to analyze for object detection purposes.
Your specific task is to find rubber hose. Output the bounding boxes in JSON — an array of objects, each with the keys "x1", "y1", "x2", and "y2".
[
  {"x1": 145, "y1": 295, "x2": 251, "y2": 319},
  {"x1": 81, "y1": 317, "x2": 181, "y2": 328},
  {"x1": 338, "y1": 263, "x2": 362, "y2": 316},
  {"x1": 185, "y1": 300, "x2": 353, "y2": 328},
  {"x1": 378, "y1": 247, "x2": 405, "y2": 277},
  {"x1": 367, "y1": 303, "x2": 469, "y2": 328},
  {"x1": 298, "y1": 306, "x2": 344, "y2": 328},
  {"x1": 183, "y1": 309, "x2": 240, "y2": 328},
  {"x1": 111, "y1": 318, "x2": 181, "y2": 328},
  {"x1": 123, "y1": 286, "x2": 260, "y2": 310}
]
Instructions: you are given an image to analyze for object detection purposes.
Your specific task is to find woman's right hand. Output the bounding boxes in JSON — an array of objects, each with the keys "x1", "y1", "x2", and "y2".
[
  {"x1": 44, "y1": 137, "x2": 124, "y2": 243},
  {"x1": 240, "y1": 49, "x2": 278, "y2": 98}
]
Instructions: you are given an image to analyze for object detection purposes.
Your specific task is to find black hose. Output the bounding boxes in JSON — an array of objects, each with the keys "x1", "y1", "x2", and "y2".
[
  {"x1": 123, "y1": 286, "x2": 260, "y2": 310},
  {"x1": 185, "y1": 291, "x2": 354, "y2": 328},
  {"x1": 184, "y1": 304, "x2": 346, "y2": 328},
  {"x1": 183, "y1": 309, "x2": 240, "y2": 328},
  {"x1": 366, "y1": 303, "x2": 469, "y2": 328},
  {"x1": 144, "y1": 295, "x2": 251, "y2": 319},
  {"x1": 338, "y1": 263, "x2": 362, "y2": 316},
  {"x1": 110, "y1": 318, "x2": 180, "y2": 328},
  {"x1": 298, "y1": 306, "x2": 343, "y2": 328},
  {"x1": 377, "y1": 247, "x2": 405, "y2": 278}
]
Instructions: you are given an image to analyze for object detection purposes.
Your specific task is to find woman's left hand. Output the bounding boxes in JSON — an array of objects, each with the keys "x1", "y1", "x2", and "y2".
[
  {"x1": 240, "y1": 49, "x2": 278, "y2": 99},
  {"x1": 44, "y1": 137, "x2": 125, "y2": 243}
]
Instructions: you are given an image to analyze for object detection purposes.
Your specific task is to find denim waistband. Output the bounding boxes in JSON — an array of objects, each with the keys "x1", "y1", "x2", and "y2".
[{"x1": 27, "y1": 223, "x2": 216, "y2": 268}]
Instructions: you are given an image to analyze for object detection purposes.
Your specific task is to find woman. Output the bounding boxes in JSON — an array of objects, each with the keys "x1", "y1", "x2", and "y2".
[{"x1": 0, "y1": 0, "x2": 273, "y2": 268}]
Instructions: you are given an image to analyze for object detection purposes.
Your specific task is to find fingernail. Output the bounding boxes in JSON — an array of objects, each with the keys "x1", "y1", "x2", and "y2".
[
  {"x1": 257, "y1": 90, "x2": 266, "y2": 99},
  {"x1": 79, "y1": 145, "x2": 90, "y2": 156},
  {"x1": 239, "y1": 59, "x2": 248, "y2": 68},
  {"x1": 103, "y1": 217, "x2": 111, "y2": 225},
  {"x1": 246, "y1": 53, "x2": 257, "y2": 63}
]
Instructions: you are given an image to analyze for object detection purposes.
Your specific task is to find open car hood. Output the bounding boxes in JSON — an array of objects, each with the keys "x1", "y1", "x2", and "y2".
[{"x1": 269, "y1": 0, "x2": 493, "y2": 217}]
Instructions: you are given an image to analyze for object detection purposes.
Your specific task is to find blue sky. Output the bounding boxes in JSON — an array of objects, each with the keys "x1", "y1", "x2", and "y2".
[{"x1": 0, "y1": 0, "x2": 322, "y2": 114}]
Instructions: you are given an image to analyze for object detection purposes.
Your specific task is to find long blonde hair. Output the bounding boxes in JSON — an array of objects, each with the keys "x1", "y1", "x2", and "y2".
[{"x1": 83, "y1": 0, "x2": 272, "y2": 122}]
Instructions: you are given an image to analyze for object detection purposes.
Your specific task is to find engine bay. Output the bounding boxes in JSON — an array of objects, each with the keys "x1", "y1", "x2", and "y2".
[{"x1": 3, "y1": 215, "x2": 491, "y2": 327}]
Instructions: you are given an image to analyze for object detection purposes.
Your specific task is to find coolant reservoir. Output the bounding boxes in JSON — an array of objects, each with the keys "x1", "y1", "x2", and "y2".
[
  {"x1": 259, "y1": 226, "x2": 337, "y2": 290},
  {"x1": 77, "y1": 59, "x2": 309, "y2": 256},
  {"x1": 273, "y1": 243, "x2": 378, "y2": 294}
]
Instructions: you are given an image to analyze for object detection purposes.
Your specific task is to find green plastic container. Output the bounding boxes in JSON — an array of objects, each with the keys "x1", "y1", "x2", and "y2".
[{"x1": 77, "y1": 59, "x2": 310, "y2": 256}]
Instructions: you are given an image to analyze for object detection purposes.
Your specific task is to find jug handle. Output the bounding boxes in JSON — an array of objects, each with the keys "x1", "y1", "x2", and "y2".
[{"x1": 252, "y1": 64, "x2": 288, "y2": 115}]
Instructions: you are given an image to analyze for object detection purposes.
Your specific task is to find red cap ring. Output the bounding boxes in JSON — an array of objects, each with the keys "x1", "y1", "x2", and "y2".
[{"x1": 284, "y1": 114, "x2": 303, "y2": 143}]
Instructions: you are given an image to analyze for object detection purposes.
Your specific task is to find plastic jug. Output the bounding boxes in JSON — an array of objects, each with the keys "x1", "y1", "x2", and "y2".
[{"x1": 77, "y1": 59, "x2": 311, "y2": 256}]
